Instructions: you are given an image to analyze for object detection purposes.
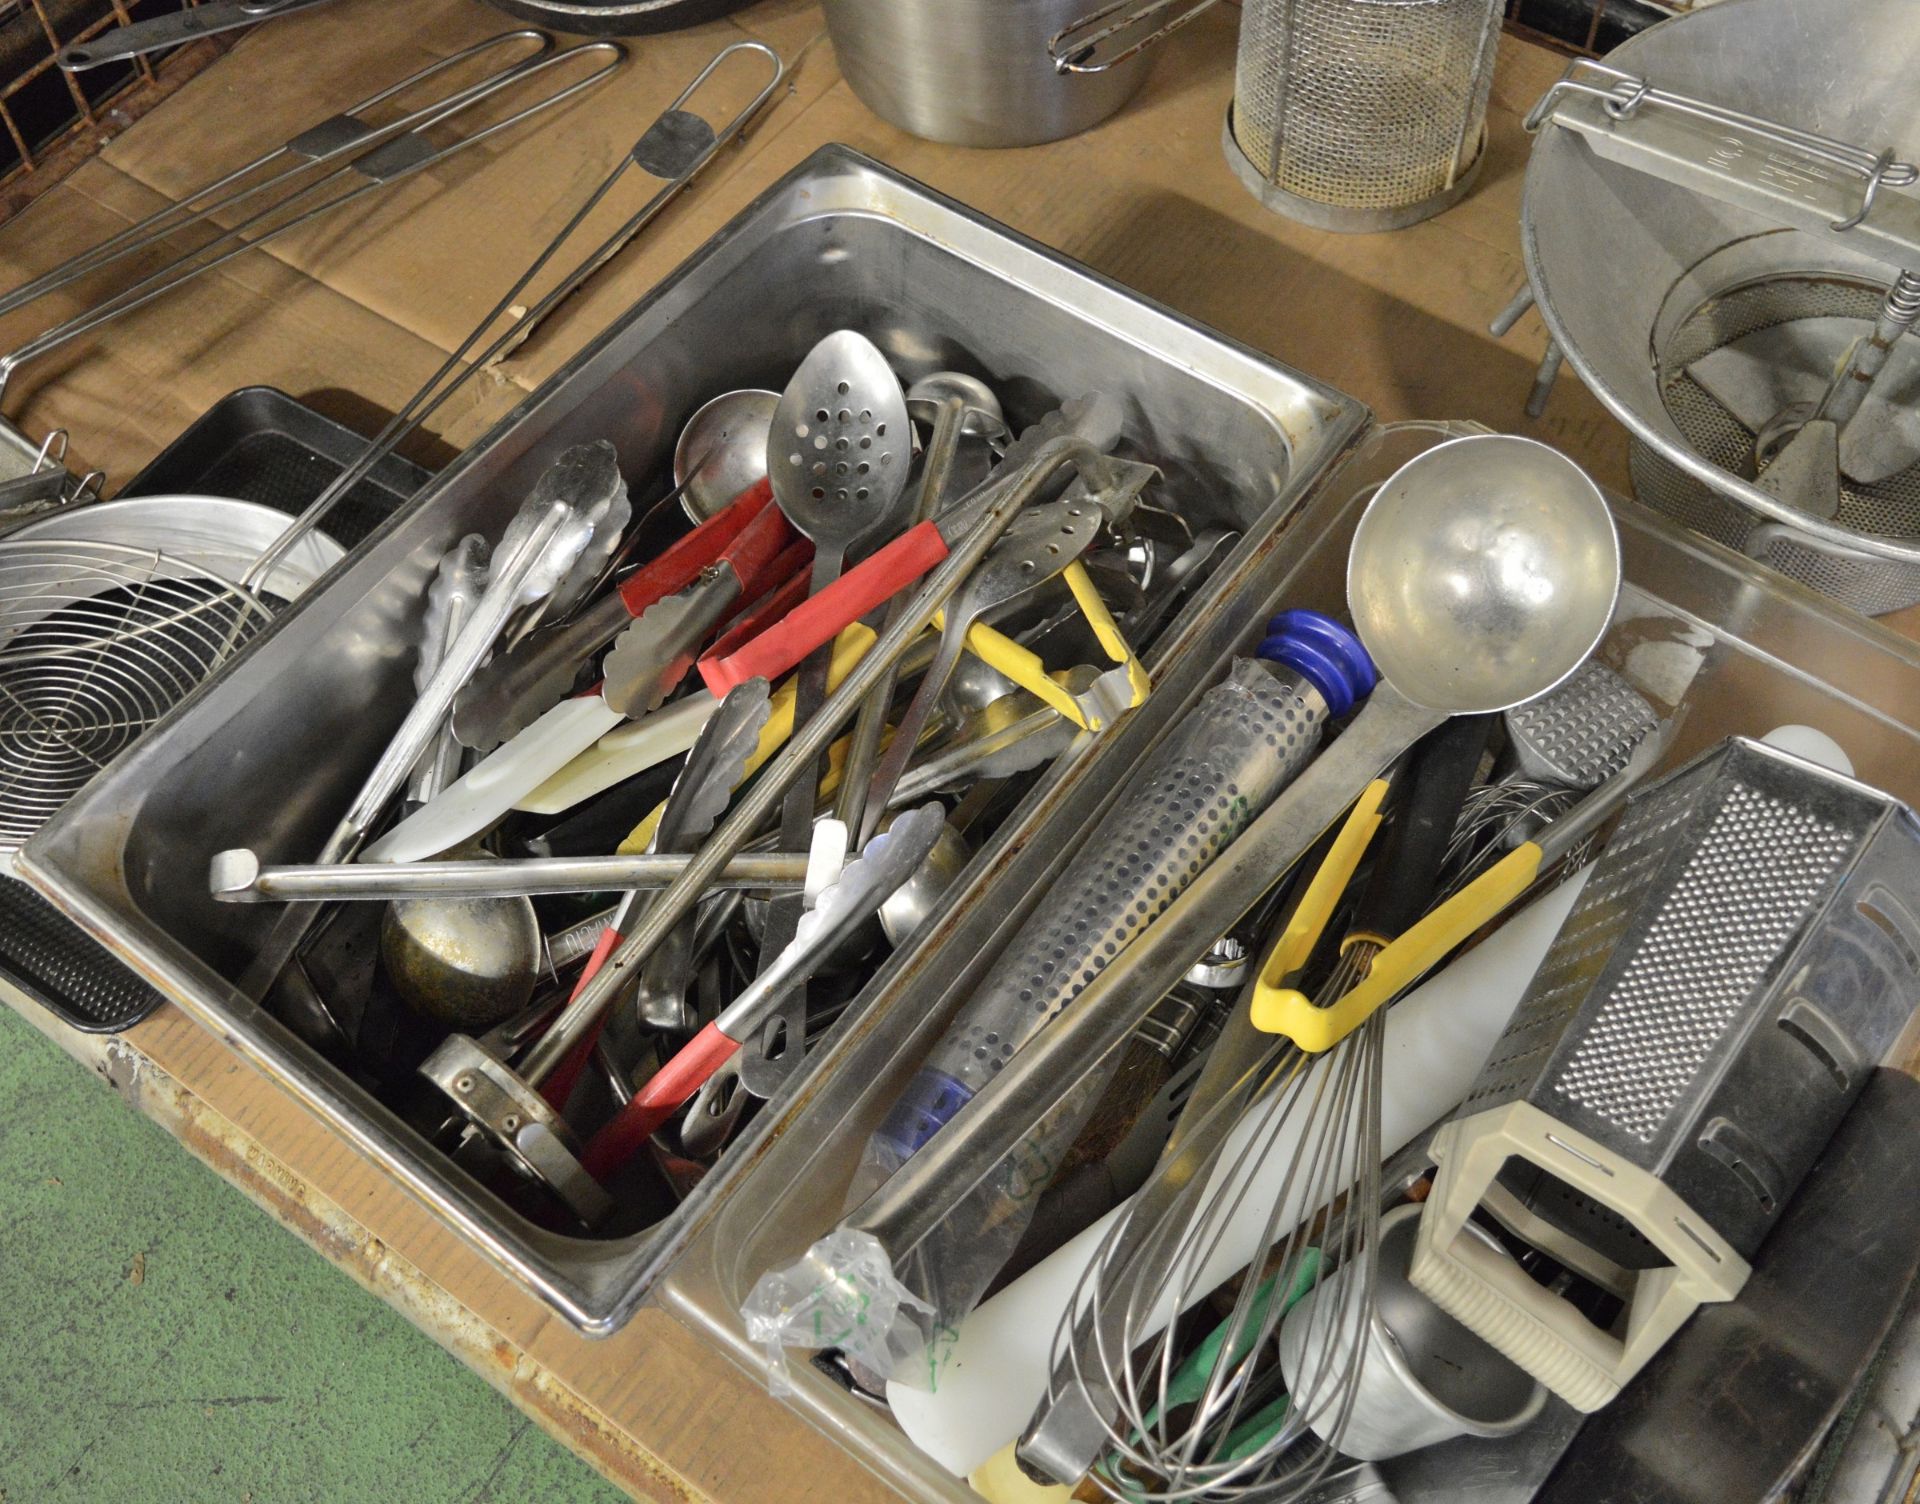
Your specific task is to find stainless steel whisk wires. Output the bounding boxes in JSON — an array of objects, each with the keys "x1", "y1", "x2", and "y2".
[{"x1": 1055, "y1": 1004, "x2": 1383, "y2": 1501}]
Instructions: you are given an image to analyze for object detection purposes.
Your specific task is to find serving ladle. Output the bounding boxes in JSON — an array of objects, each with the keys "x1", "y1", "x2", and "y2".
[{"x1": 827, "y1": 432, "x2": 1623, "y2": 1265}]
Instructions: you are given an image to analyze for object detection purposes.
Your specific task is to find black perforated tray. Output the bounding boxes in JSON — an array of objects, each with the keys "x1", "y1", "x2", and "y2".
[{"x1": 0, "y1": 387, "x2": 429, "y2": 1032}]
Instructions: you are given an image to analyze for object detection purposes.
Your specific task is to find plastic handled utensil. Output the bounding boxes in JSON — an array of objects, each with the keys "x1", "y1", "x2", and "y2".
[
  {"x1": 698, "y1": 396, "x2": 1128, "y2": 697},
  {"x1": 315, "y1": 443, "x2": 628, "y2": 866},
  {"x1": 832, "y1": 433, "x2": 1621, "y2": 1268},
  {"x1": 579, "y1": 803, "x2": 949, "y2": 1181},
  {"x1": 1248, "y1": 714, "x2": 1674, "y2": 1056},
  {"x1": 834, "y1": 391, "x2": 970, "y2": 845},
  {"x1": 367, "y1": 499, "x2": 801, "y2": 865},
  {"x1": 520, "y1": 437, "x2": 1149, "y2": 1097},
  {"x1": 405, "y1": 535, "x2": 490, "y2": 808},
  {"x1": 453, "y1": 476, "x2": 777, "y2": 751},
  {"x1": 536, "y1": 681, "x2": 774, "y2": 1107},
  {"x1": 750, "y1": 331, "x2": 914, "y2": 1095},
  {"x1": 855, "y1": 496, "x2": 1108, "y2": 843}
]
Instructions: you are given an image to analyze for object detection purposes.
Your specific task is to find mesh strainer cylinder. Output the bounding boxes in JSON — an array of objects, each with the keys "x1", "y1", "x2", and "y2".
[{"x1": 1226, "y1": 0, "x2": 1503, "y2": 231}]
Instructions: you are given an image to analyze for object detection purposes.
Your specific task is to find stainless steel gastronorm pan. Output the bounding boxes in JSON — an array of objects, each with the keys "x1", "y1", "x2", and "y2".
[
  {"x1": 660, "y1": 422, "x2": 1920, "y2": 1502},
  {"x1": 18, "y1": 145, "x2": 1370, "y2": 1332}
]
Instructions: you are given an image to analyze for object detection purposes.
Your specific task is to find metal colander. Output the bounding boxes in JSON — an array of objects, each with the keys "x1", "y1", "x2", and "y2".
[
  {"x1": 1225, "y1": 0, "x2": 1503, "y2": 230},
  {"x1": 1634, "y1": 272, "x2": 1920, "y2": 616},
  {"x1": 0, "y1": 541, "x2": 274, "y2": 857}
]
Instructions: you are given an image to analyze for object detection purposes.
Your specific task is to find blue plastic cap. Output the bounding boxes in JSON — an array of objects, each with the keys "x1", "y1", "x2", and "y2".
[
  {"x1": 873, "y1": 1069, "x2": 975, "y2": 1163},
  {"x1": 1257, "y1": 608, "x2": 1376, "y2": 718}
]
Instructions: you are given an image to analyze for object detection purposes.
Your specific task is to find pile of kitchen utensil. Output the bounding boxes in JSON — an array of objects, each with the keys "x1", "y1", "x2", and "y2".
[{"x1": 192, "y1": 325, "x2": 1234, "y2": 1233}]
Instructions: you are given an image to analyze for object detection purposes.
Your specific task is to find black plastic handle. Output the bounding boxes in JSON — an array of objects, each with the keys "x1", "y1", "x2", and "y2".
[{"x1": 1348, "y1": 713, "x2": 1497, "y2": 945}]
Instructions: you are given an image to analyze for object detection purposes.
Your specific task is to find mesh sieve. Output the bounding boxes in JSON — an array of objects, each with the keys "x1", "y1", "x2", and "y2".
[
  {"x1": 0, "y1": 541, "x2": 273, "y2": 855},
  {"x1": 1636, "y1": 272, "x2": 1920, "y2": 615},
  {"x1": 1227, "y1": 0, "x2": 1503, "y2": 230}
]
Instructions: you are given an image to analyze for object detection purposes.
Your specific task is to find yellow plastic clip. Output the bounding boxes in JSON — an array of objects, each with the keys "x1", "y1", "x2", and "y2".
[
  {"x1": 1254, "y1": 833, "x2": 1548, "y2": 1052},
  {"x1": 946, "y1": 561, "x2": 1151, "y2": 730},
  {"x1": 1247, "y1": 780, "x2": 1390, "y2": 1036}
]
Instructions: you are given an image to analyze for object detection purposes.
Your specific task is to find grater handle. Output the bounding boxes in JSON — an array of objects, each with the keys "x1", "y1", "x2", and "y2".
[{"x1": 1410, "y1": 1104, "x2": 1750, "y2": 1413}]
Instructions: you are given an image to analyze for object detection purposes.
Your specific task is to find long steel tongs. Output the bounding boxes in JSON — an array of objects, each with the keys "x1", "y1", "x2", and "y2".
[
  {"x1": 58, "y1": 0, "x2": 343, "y2": 73},
  {"x1": 0, "y1": 33, "x2": 624, "y2": 402},
  {"x1": 241, "y1": 38, "x2": 788, "y2": 596}
]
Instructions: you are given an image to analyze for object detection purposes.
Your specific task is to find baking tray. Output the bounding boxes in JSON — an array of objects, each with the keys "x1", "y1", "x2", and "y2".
[
  {"x1": 657, "y1": 422, "x2": 1920, "y2": 1503},
  {"x1": 121, "y1": 385, "x2": 431, "y2": 547},
  {"x1": 17, "y1": 145, "x2": 1370, "y2": 1331},
  {"x1": 0, "y1": 388, "x2": 430, "y2": 1034}
]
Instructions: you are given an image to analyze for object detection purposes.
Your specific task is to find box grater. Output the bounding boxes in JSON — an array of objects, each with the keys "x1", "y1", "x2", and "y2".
[
  {"x1": 1225, "y1": 0, "x2": 1505, "y2": 231},
  {"x1": 1410, "y1": 737, "x2": 1920, "y2": 1410}
]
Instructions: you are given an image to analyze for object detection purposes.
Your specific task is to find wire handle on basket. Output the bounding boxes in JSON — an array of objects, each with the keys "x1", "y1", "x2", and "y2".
[
  {"x1": 1527, "y1": 58, "x2": 1920, "y2": 239},
  {"x1": 241, "y1": 39, "x2": 787, "y2": 595},
  {"x1": 1047, "y1": 0, "x2": 1225, "y2": 74}
]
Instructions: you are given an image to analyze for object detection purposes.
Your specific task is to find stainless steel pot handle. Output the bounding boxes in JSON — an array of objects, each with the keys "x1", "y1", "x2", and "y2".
[{"x1": 1047, "y1": 0, "x2": 1225, "y2": 74}]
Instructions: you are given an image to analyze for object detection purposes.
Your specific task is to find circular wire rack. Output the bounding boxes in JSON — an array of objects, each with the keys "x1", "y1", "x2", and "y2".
[{"x1": 0, "y1": 541, "x2": 274, "y2": 853}]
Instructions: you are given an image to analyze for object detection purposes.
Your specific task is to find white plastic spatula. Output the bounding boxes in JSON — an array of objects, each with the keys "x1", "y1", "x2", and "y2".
[
  {"x1": 363, "y1": 693, "x2": 627, "y2": 863},
  {"x1": 515, "y1": 693, "x2": 717, "y2": 817}
]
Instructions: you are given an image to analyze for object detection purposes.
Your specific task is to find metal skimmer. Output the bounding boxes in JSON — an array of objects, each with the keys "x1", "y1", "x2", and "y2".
[{"x1": 0, "y1": 543, "x2": 275, "y2": 862}]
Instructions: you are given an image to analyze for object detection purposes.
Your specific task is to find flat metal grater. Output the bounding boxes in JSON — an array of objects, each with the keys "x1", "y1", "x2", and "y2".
[
  {"x1": 1410, "y1": 738, "x2": 1920, "y2": 1412},
  {"x1": 1502, "y1": 660, "x2": 1658, "y2": 790}
]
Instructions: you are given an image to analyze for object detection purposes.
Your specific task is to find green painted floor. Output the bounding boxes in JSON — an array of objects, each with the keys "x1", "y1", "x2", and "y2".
[{"x1": 0, "y1": 1003, "x2": 630, "y2": 1503}]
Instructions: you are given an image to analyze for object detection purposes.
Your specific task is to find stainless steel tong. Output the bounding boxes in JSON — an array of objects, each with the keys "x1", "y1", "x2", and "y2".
[{"x1": 0, "y1": 33, "x2": 625, "y2": 402}]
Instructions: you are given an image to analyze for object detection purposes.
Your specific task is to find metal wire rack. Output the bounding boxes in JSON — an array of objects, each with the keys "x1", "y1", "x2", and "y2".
[
  {"x1": 0, "y1": 1, "x2": 227, "y2": 220},
  {"x1": 0, "y1": 539, "x2": 271, "y2": 852}
]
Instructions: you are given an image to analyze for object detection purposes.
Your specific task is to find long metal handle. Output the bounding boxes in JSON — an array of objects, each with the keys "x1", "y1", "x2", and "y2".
[
  {"x1": 0, "y1": 41, "x2": 625, "y2": 402},
  {"x1": 1048, "y1": 0, "x2": 1224, "y2": 74},
  {"x1": 58, "y1": 0, "x2": 340, "y2": 71},
  {"x1": 241, "y1": 39, "x2": 785, "y2": 594},
  {"x1": 209, "y1": 850, "x2": 807, "y2": 902},
  {"x1": 6, "y1": 32, "x2": 555, "y2": 320},
  {"x1": 838, "y1": 685, "x2": 1445, "y2": 1259},
  {"x1": 515, "y1": 437, "x2": 1116, "y2": 1086}
]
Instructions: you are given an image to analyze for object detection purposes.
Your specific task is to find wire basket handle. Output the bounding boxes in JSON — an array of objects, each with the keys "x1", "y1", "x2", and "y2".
[{"x1": 1047, "y1": 0, "x2": 1225, "y2": 75}]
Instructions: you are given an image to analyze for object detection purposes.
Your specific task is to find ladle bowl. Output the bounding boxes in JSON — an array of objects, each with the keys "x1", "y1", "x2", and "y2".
[
  {"x1": 1348, "y1": 434, "x2": 1619, "y2": 714},
  {"x1": 674, "y1": 388, "x2": 776, "y2": 522}
]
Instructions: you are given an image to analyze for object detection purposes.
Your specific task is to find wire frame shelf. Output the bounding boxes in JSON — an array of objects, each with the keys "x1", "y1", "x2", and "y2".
[{"x1": 0, "y1": 1, "x2": 229, "y2": 220}]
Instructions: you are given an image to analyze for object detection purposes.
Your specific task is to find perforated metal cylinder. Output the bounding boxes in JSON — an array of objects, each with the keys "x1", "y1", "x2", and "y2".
[{"x1": 1226, "y1": 0, "x2": 1504, "y2": 231}]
